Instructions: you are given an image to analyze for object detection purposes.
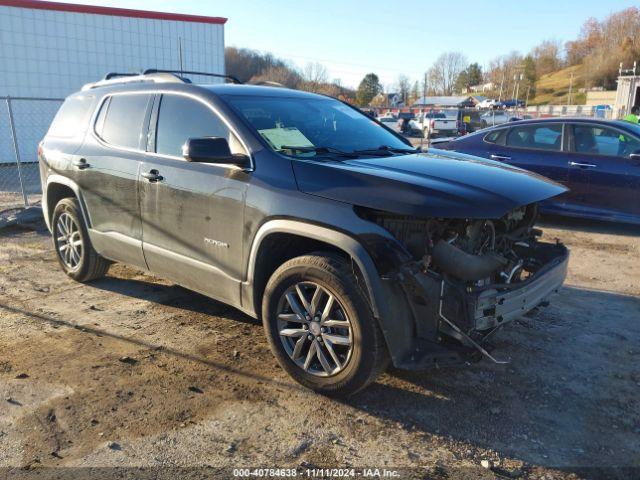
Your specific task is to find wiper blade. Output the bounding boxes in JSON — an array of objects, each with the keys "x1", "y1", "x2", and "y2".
[
  {"x1": 279, "y1": 145, "x2": 359, "y2": 159},
  {"x1": 351, "y1": 145, "x2": 419, "y2": 156}
]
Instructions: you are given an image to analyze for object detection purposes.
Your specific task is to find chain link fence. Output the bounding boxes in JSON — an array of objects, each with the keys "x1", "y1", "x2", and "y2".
[{"x1": 0, "y1": 96, "x2": 63, "y2": 213}]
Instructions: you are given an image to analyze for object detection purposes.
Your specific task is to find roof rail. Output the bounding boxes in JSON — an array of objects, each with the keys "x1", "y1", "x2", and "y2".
[
  {"x1": 103, "y1": 72, "x2": 140, "y2": 81},
  {"x1": 142, "y1": 69, "x2": 242, "y2": 84},
  {"x1": 81, "y1": 69, "x2": 243, "y2": 91},
  {"x1": 81, "y1": 71, "x2": 186, "y2": 90},
  {"x1": 250, "y1": 80, "x2": 285, "y2": 88}
]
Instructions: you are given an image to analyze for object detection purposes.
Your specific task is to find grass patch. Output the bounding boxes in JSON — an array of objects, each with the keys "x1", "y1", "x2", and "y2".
[{"x1": 530, "y1": 64, "x2": 586, "y2": 106}]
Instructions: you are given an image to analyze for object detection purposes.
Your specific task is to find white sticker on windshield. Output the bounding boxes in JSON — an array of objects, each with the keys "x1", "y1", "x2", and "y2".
[{"x1": 258, "y1": 127, "x2": 314, "y2": 150}]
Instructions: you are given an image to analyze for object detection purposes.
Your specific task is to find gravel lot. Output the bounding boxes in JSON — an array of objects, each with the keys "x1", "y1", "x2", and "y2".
[{"x1": 0, "y1": 214, "x2": 639, "y2": 479}]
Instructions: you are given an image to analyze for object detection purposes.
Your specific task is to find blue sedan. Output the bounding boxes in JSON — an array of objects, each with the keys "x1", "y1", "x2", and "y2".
[{"x1": 438, "y1": 118, "x2": 640, "y2": 225}]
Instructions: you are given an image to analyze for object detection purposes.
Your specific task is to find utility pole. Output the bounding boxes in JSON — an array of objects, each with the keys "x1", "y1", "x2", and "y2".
[
  {"x1": 514, "y1": 74, "x2": 523, "y2": 114},
  {"x1": 498, "y1": 70, "x2": 505, "y2": 102},
  {"x1": 525, "y1": 85, "x2": 531, "y2": 108},
  {"x1": 567, "y1": 72, "x2": 574, "y2": 106}
]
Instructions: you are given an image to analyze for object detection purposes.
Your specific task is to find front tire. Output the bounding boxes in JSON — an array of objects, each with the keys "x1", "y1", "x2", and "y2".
[
  {"x1": 51, "y1": 197, "x2": 110, "y2": 282},
  {"x1": 262, "y1": 253, "x2": 388, "y2": 397}
]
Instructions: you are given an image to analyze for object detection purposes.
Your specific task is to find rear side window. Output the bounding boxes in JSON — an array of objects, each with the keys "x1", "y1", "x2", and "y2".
[
  {"x1": 155, "y1": 95, "x2": 230, "y2": 157},
  {"x1": 96, "y1": 94, "x2": 151, "y2": 150},
  {"x1": 48, "y1": 95, "x2": 94, "y2": 138},
  {"x1": 506, "y1": 124, "x2": 562, "y2": 151}
]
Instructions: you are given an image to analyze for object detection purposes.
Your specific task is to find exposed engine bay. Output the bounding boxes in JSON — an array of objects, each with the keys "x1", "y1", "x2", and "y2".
[
  {"x1": 358, "y1": 204, "x2": 569, "y2": 367},
  {"x1": 369, "y1": 204, "x2": 544, "y2": 286}
]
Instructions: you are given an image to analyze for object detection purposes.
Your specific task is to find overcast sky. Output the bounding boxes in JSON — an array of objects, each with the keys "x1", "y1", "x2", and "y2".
[{"x1": 61, "y1": 0, "x2": 636, "y2": 89}]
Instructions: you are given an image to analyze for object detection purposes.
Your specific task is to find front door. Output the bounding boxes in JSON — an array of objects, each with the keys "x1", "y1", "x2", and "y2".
[{"x1": 139, "y1": 93, "x2": 250, "y2": 306}]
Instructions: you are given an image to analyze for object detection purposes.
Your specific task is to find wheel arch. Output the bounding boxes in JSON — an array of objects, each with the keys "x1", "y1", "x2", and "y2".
[
  {"x1": 44, "y1": 175, "x2": 91, "y2": 232},
  {"x1": 243, "y1": 220, "x2": 385, "y2": 322}
]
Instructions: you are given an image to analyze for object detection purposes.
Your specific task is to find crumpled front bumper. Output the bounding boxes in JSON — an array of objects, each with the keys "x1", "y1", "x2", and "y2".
[
  {"x1": 471, "y1": 244, "x2": 569, "y2": 331},
  {"x1": 395, "y1": 242, "x2": 569, "y2": 369}
]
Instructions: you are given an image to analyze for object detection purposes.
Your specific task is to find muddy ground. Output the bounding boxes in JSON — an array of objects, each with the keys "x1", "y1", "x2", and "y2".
[{"x1": 0, "y1": 215, "x2": 639, "y2": 480}]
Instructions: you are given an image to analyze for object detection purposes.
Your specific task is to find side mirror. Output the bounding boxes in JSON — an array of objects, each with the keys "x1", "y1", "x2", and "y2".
[{"x1": 182, "y1": 137, "x2": 250, "y2": 168}]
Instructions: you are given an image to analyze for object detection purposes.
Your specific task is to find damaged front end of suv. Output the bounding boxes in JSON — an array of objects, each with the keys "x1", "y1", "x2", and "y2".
[
  {"x1": 293, "y1": 150, "x2": 570, "y2": 370},
  {"x1": 358, "y1": 203, "x2": 569, "y2": 368}
]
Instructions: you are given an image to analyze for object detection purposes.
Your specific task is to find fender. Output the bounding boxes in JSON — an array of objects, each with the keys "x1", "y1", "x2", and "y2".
[
  {"x1": 243, "y1": 219, "x2": 386, "y2": 320},
  {"x1": 242, "y1": 219, "x2": 418, "y2": 366},
  {"x1": 44, "y1": 175, "x2": 92, "y2": 232}
]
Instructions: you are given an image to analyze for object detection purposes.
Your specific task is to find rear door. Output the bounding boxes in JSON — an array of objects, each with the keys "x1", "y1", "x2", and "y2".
[
  {"x1": 566, "y1": 122, "x2": 640, "y2": 220},
  {"x1": 74, "y1": 92, "x2": 152, "y2": 269},
  {"x1": 139, "y1": 93, "x2": 251, "y2": 305}
]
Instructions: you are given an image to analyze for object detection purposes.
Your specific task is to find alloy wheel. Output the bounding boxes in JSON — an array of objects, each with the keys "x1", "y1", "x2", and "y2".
[
  {"x1": 276, "y1": 282, "x2": 353, "y2": 377},
  {"x1": 56, "y1": 212, "x2": 83, "y2": 270}
]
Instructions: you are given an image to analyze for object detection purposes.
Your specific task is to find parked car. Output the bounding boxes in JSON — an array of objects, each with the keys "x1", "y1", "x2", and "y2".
[
  {"x1": 413, "y1": 111, "x2": 458, "y2": 138},
  {"x1": 476, "y1": 99, "x2": 498, "y2": 109},
  {"x1": 39, "y1": 71, "x2": 569, "y2": 396},
  {"x1": 377, "y1": 116, "x2": 400, "y2": 133},
  {"x1": 498, "y1": 99, "x2": 525, "y2": 108},
  {"x1": 480, "y1": 110, "x2": 521, "y2": 128},
  {"x1": 438, "y1": 118, "x2": 640, "y2": 225}
]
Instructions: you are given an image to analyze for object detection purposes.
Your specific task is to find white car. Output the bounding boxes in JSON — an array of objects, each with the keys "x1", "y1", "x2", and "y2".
[
  {"x1": 476, "y1": 99, "x2": 498, "y2": 109},
  {"x1": 377, "y1": 116, "x2": 400, "y2": 133}
]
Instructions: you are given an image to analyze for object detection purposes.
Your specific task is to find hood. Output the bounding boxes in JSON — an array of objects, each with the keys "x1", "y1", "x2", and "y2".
[{"x1": 292, "y1": 149, "x2": 567, "y2": 219}]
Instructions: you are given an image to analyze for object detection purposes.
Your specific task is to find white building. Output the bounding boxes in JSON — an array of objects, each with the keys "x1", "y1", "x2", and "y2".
[{"x1": 0, "y1": 0, "x2": 227, "y2": 163}]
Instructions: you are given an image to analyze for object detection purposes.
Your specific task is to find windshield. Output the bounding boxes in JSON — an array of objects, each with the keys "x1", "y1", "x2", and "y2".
[{"x1": 222, "y1": 95, "x2": 411, "y2": 156}]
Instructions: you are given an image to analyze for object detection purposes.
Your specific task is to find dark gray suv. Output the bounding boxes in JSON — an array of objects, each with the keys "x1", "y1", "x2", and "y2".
[{"x1": 39, "y1": 71, "x2": 569, "y2": 396}]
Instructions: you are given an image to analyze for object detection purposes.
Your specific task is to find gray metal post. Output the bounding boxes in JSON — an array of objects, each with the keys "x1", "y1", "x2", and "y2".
[{"x1": 6, "y1": 97, "x2": 28, "y2": 207}]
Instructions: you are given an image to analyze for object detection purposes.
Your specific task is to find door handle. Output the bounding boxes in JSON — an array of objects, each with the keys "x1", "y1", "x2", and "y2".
[
  {"x1": 490, "y1": 154, "x2": 511, "y2": 161},
  {"x1": 141, "y1": 169, "x2": 163, "y2": 182},
  {"x1": 73, "y1": 158, "x2": 90, "y2": 170},
  {"x1": 568, "y1": 161, "x2": 596, "y2": 169}
]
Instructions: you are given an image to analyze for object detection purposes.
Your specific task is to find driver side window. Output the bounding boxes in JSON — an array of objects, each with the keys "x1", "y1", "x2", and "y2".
[{"x1": 155, "y1": 95, "x2": 245, "y2": 157}]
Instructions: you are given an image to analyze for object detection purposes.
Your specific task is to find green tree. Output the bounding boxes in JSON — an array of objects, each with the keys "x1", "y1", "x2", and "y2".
[
  {"x1": 455, "y1": 63, "x2": 483, "y2": 93},
  {"x1": 466, "y1": 63, "x2": 483, "y2": 86},
  {"x1": 356, "y1": 73, "x2": 382, "y2": 106}
]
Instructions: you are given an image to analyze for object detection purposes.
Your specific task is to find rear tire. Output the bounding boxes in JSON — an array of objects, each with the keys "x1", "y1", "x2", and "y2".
[
  {"x1": 262, "y1": 252, "x2": 388, "y2": 397},
  {"x1": 51, "y1": 197, "x2": 110, "y2": 282}
]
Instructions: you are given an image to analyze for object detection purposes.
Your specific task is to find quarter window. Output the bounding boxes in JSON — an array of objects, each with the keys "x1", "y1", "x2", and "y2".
[
  {"x1": 573, "y1": 125, "x2": 640, "y2": 158},
  {"x1": 506, "y1": 124, "x2": 562, "y2": 151},
  {"x1": 155, "y1": 95, "x2": 231, "y2": 157},
  {"x1": 48, "y1": 94, "x2": 95, "y2": 138},
  {"x1": 97, "y1": 94, "x2": 151, "y2": 149}
]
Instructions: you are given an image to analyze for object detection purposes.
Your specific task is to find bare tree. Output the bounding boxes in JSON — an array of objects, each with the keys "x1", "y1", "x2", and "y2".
[
  {"x1": 395, "y1": 75, "x2": 411, "y2": 104},
  {"x1": 302, "y1": 62, "x2": 329, "y2": 92},
  {"x1": 250, "y1": 66, "x2": 301, "y2": 88},
  {"x1": 532, "y1": 39, "x2": 563, "y2": 76},
  {"x1": 428, "y1": 52, "x2": 468, "y2": 95}
]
